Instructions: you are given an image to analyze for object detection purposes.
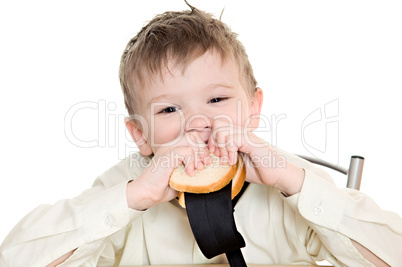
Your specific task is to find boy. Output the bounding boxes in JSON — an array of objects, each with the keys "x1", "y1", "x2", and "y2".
[{"x1": 0, "y1": 4, "x2": 400, "y2": 267}]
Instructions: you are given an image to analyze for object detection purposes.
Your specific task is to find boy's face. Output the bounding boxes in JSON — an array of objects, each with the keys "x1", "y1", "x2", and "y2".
[{"x1": 127, "y1": 50, "x2": 263, "y2": 156}]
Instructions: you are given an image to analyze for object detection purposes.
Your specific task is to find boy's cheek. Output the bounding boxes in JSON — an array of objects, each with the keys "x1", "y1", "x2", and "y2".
[{"x1": 149, "y1": 127, "x2": 184, "y2": 148}]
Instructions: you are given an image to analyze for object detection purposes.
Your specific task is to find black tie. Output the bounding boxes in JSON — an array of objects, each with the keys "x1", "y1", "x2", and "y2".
[{"x1": 185, "y1": 180, "x2": 249, "y2": 266}]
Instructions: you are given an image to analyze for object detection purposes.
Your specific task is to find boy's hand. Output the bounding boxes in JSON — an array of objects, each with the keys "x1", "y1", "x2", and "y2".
[
  {"x1": 208, "y1": 120, "x2": 305, "y2": 196},
  {"x1": 126, "y1": 132, "x2": 211, "y2": 211}
]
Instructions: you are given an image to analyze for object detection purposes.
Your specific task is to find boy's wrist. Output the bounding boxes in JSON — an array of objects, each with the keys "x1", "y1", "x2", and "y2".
[
  {"x1": 274, "y1": 164, "x2": 305, "y2": 197},
  {"x1": 126, "y1": 165, "x2": 179, "y2": 211},
  {"x1": 126, "y1": 180, "x2": 151, "y2": 211}
]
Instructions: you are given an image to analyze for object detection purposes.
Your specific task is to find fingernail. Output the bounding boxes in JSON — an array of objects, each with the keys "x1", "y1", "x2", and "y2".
[
  {"x1": 186, "y1": 167, "x2": 195, "y2": 176},
  {"x1": 205, "y1": 155, "x2": 211, "y2": 165},
  {"x1": 221, "y1": 156, "x2": 229, "y2": 165},
  {"x1": 197, "y1": 163, "x2": 204, "y2": 170}
]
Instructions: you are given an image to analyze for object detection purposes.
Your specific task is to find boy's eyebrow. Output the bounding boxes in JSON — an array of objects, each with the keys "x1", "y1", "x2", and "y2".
[
  {"x1": 146, "y1": 94, "x2": 172, "y2": 107},
  {"x1": 207, "y1": 83, "x2": 235, "y2": 90}
]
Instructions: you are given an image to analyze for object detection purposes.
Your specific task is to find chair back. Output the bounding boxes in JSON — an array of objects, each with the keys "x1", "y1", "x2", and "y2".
[{"x1": 297, "y1": 155, "x2": 364, "y2": 190}]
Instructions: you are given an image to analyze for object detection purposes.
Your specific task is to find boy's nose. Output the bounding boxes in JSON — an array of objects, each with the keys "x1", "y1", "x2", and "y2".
[{"x1": 185, "y1": 114, "x2": 212, "y2": 139}]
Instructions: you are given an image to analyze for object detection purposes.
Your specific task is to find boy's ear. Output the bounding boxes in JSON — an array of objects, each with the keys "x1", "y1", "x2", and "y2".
[
  {"x1": 125, "y1": 119, "x2": 153, "y2": 156},
  {"x1": 248, "y1": 87, "x2": 264, "y2": 130}
]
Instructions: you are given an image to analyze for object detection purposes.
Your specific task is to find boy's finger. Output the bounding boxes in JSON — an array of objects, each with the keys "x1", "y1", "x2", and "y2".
[
  {"x1": 214, "y1": 147, "x2": 221, "y2": 157},
  {"x1": 207, "y1": 135, "x2": 215, "y2": 154},
  {"x1": 219, "y1": 147, "x2": 229, "y2": 164},
  {"x1": 184, "y1": 153, "x2": 196, "y2": 176},
  {"x1": 188, "y1": 132, "x2": 208, "y2": 170},
  {"x1": 202, "y1": 147, "x2": 211, "y2": 165},
  {"x1": 226, "y1": 139, "x2": 238, "y2": 165},
  {"x1": 217, "y1": 133, "x2": 229, "y2": 164},
  {"x1": 228, "y1": 150, "x2": 238, "y2": 166},
  {"x1": 195, "y1": 151, "x2": 205, "y2": 171}
]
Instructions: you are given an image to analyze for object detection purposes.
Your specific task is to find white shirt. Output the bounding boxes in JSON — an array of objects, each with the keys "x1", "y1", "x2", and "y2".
[{"x1": 0, "y1": 147, "x2": 401, "y2": 266}]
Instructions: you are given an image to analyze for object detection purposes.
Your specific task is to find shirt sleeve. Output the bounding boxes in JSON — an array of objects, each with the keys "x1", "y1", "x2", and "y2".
[
  {"x1": 0, "y1": 156, "x2": 146, "y2": 267},
  {"x1": 282, "y1": 167, "x2": 402, "y2": 266}
]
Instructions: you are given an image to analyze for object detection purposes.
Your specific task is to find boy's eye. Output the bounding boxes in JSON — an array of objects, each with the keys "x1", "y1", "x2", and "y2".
[
  {"x1": 159, "y1": 106, "x2": 179, "y2": 114},
  {"x1": 208, "y1": 97, "x2": 228, "y2": 104}
]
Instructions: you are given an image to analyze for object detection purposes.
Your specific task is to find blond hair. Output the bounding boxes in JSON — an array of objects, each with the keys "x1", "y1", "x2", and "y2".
[{"x1": 119, "y1": 5, "x2": 257, "y2": 116}]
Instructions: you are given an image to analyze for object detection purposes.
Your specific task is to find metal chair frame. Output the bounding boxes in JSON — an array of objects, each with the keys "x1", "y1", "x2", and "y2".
[{"x1": 297, "y1": 155, "x2": 365, "y2": 190}]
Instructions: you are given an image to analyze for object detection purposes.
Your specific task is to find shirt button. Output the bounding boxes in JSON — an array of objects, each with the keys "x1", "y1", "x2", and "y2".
[
  {"x1": 313, "y1": 205, "x2": 322, "y2": 216},
  {"x1": 104, "y1": 216, "x2": 114, "y2": 227}
]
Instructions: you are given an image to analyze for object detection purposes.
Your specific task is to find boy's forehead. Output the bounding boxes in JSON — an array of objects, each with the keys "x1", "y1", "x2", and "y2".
[{"x1": 138, "y1": 50, "x2": 232, "y2": 88}]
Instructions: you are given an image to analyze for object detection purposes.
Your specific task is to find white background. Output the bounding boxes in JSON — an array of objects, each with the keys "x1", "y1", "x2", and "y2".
[{"x1": 1, "y1": 0, "x2": 401, "y2": 245}]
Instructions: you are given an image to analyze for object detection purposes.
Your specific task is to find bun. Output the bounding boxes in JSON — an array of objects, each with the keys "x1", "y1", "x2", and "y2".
[{"x1": 169, "y1": 154, "x2": 246, "y2": 208}]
